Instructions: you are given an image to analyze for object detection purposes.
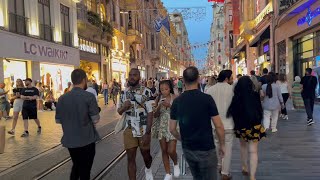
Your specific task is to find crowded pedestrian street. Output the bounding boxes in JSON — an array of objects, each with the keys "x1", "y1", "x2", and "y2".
[
  {"x1": 1, "y1": 0, "x2": 320, "y2": 180},
  {"x1": 0, "y1": 98, "x2": 319, "y2": 180}
]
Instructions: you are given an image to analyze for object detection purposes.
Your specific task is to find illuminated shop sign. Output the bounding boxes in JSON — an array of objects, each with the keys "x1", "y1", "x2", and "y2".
[
  {"x1": 297, "y1": 7, "x2": 320, "y2": 26},
  {"x1": 263, "y1": 44, "x2": 269, "y2": 53},
  {"x1": 79, "y1": 44, "x2": 97, "y2": 54},
  {"x1": 24, "y1": 42, "x2": 68, "y2": 59},
  {"x1": 255, "y1": 2, "x2": 273, "y2": 26}
]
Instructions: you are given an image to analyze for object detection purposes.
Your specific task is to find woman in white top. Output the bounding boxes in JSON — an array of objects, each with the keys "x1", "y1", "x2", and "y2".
[
  {"x1": 276, "y1": 74, "x2": 290, "y2": 120},
  {"x1": 8, "y1": 79, "x2": 24, "y2": 135}
]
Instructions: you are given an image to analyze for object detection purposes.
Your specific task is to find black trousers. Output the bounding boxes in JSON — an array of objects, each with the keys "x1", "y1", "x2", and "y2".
[
  {"x1": 281, "y1": 93, "x2": 290, "y2": 115},
  {"x1": 303, "y1": 97, "x2": 315, "y2": 120},
  {"x1": 68, "y1": 143, "x2": 96, "y2": 180}
]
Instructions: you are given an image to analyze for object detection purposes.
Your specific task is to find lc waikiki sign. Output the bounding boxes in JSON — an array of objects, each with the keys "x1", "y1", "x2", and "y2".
[
  {"x1": 24, "y1": 42, "x2": 68, "y2": 59},
  {"x1": 297, "y1": 7, "x2": 320, "y2": 26}
]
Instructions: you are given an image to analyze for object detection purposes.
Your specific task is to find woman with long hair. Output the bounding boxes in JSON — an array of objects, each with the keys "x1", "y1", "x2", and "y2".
[
  {"x1": 8, "y1": 79, "x2": 25, "y2": 135},
  {"x1": 277, "y1": 74, "x2": 290, "y2": 120},
  {"x1": 152, "y1": 80, "x2": 180, "y2": 180},
  {"x1": 291, "y1": 76, "x2": 305, "y2": 110},
  {"x1": 261, "y1": 74, "x2": 284, "y2": 132},
  {"x1": 102, "y1": 80, "x2": 109, "y2": 105},
  {"x1": 227, "y1": 76, "x2": 265, "y2": 180}
]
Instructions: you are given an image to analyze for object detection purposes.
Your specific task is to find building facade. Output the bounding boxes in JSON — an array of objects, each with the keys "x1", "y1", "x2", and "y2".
[
  {"x1": 76, "y1": 0, "x2": 113, "y2": 85},
  {"x1": 0, "y1": 0, "x2": 80, "y2": 97},
  {"x1": 170, "y1": 12, "x2": 192, "y2": 77},
  {"x1": 274, "y1": 0, "x2": 320, "y2": 83}
]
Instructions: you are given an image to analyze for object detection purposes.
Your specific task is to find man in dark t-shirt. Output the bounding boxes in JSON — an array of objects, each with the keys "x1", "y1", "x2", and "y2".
[
  {"x1": 169, "y1": 66, "x2": 225, "y2": 180},
  {"x1": 301, "y1": 68, "x2": 318, "y2": 126},
  {"x1": 20, "y1": 78, "x2": 42, "y2": 137}
]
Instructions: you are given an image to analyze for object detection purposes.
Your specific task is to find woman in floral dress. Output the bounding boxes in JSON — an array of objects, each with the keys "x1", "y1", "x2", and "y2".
[{"x1": 152, "y1": 80, "x2": 180, "y2": 180}]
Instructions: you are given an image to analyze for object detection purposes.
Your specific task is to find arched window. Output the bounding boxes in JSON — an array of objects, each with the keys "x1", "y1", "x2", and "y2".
[{"x1": 99, "y1": 4, "x2": 106, "y2": 22}]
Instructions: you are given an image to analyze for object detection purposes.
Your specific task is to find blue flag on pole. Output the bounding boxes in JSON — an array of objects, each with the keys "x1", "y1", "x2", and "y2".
[{"x1": 161, "y1": 16, "x2": 170, "y2": 35}]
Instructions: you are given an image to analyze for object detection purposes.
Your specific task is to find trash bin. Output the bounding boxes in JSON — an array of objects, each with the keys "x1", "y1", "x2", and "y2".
[{"x1": 0, "y1": 125, "x2": 5, "y2": 154}]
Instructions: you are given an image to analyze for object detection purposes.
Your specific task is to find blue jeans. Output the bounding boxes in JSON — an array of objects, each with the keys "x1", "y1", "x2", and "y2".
[
  {"x1": 183, "y1": 148, "x2": 217, "y2": 180},
  {"x1": 103, "y1": 89, "x2": 108, "y2": 104}
]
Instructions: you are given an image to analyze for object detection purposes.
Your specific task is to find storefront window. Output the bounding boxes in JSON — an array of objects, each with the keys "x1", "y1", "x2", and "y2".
[
  {"x1": 3, "y1": 60, "x2": 27, "y2": 93},
  {"x1": 40, "y1": 63, "x2": 74, "y2": 98},
  {"x1": 79, "y1": 60, "x2": 100, "y2": 83},
  {"x1": 293, "y1": 33, "x2": 319, "y2": 76}
]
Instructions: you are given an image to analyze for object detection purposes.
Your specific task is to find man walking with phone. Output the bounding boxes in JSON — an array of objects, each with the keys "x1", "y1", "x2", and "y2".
[{"x1": 117, "y1": 68, "x2": 154, "y2": 180}]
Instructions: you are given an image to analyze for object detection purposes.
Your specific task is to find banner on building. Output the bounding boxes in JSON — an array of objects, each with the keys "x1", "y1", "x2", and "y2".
[{"x1": 232, "y1": 0, "x2": 240, "y2": 35}]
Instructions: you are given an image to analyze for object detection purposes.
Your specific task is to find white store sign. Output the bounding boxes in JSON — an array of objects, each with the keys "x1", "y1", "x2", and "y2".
[
  {"x1": 0, "y1": 31, "x2": 80, "y2": 66},
  {"x1": 79, "y1": 44, "x2": 97, "y2": 54}
]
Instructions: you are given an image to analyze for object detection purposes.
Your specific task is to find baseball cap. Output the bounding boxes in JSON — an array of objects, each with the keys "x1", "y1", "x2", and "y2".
[{"x1": 23, "y1": 78, "x2": 32, "y2": 82}]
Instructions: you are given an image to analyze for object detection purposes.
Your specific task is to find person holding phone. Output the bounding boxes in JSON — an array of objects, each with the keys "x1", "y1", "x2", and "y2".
[{"x1": 152, "y1": 80, "x2": 180, "y2": 180}]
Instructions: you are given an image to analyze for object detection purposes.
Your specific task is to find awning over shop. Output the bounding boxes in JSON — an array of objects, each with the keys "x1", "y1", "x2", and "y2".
[
  {"x1": 249, "y1": 26, "x2": 270, "y2": 47},
  {"x1": 232, "y1": 43, "x2": 246, "y2": 58}
]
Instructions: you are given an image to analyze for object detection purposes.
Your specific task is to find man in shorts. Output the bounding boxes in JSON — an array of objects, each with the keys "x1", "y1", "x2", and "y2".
[
  {"x1": 117, "y1": 68, "x2": 154, "y2": 180},
  {"x1": 20, "y1": 78, "x2": 42, "y2": 137}
]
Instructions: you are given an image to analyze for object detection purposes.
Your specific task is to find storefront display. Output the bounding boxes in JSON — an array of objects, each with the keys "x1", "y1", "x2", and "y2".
[
  {"x1": 293, "y1": 32, "x2": 319, "y2": 76},
  {"x1": 3, "y1": 60, "x2": 27, "y2": 93},
  {"x1": 112, "y1": 60, "x2": 127, "y2": 88},
  {"x1": 40, "y1": 63, "x2": 74, "y2": 98},
  {"x1": 79, "y1": 60, "x2": 100, "y2": 83}
]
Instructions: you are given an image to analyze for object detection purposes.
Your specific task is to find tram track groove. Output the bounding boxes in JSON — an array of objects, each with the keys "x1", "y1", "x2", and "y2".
[{"x1": 34, "y1": 130, "x2": 116, "y2": 180}]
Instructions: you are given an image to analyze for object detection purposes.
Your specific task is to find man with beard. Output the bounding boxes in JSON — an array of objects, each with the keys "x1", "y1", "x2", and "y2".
[
  {"x1": 117, "y1": 68, "x2": 154, "y2": 180},
  {"x1": 56, "y1": 69, "x2": 100, "y2": 179},
  {"x1": 20, "y1": 78, "x2": 42, "y2": 137}
]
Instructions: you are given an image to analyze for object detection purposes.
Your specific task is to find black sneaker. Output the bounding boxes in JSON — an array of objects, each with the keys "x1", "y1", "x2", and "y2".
[
  {"x1": 37, "y1": 127, "x2": 42, "y2": 134},
  {"x1": 21, "y1": 131, "x2": 29, "y2": 137},
  {"x1": 307, "y1": 119, "x2": 314, "y2": 126}
]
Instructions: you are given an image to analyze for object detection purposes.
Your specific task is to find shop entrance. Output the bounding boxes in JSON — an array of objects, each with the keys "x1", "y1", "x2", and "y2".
[
  {"x1": 3, "y1": 60, "x2": 27, "y2": 93},
  {"x1": 40, "y1": 63, "x2": 74, "y2": 98}
]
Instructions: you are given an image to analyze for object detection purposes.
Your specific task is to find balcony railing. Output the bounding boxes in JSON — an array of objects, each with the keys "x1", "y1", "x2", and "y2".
[
  {"x1": 279, "y1": 0, "x2": 300, "y2": 15},
  {"x1": 8, "y1": 13, "x2": 28, "y2": 35},
  {"x1": 62, "y1": 31, "x2": 73, "y2": 47},
  {"x1": 39, "y1": 23, "x2": 54, "y2": 42}
]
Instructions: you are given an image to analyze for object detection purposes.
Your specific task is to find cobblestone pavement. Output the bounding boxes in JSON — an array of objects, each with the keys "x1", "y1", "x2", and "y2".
[
  {"x1": 152, "y1": 105, "x2": 320, "y2": 180},
  {"x1": 0, "y1": 96, "x2": 119, "y2": 173}
]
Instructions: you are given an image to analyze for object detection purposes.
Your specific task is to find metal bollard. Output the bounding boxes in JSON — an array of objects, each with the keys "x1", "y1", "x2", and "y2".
[
  {"x1": 180, "y1": 153, "x2": 187, "y2": 175},
  {"x1": 0, "y1": 125, "x2": 5, "y2": 154}
]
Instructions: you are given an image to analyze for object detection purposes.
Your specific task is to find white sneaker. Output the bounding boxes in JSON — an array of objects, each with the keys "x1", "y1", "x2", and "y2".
[
  {"x1": 145, "y1": 168, "x2": 154, "y2": 180},
  {"x1": 272, "y1": 129, "x2": 278, "y2": 133},
  {"x1": 164, "y1": 174, "x2": 172, "y2": 180},
  {"x1": 173, "y1": 164, "x2": 180, "y2": 177}
]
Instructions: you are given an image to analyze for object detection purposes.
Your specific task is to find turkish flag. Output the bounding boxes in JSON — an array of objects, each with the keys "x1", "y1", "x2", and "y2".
[{"x1": 208, "y1": 0, "x2": 224, "y2": 3}]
